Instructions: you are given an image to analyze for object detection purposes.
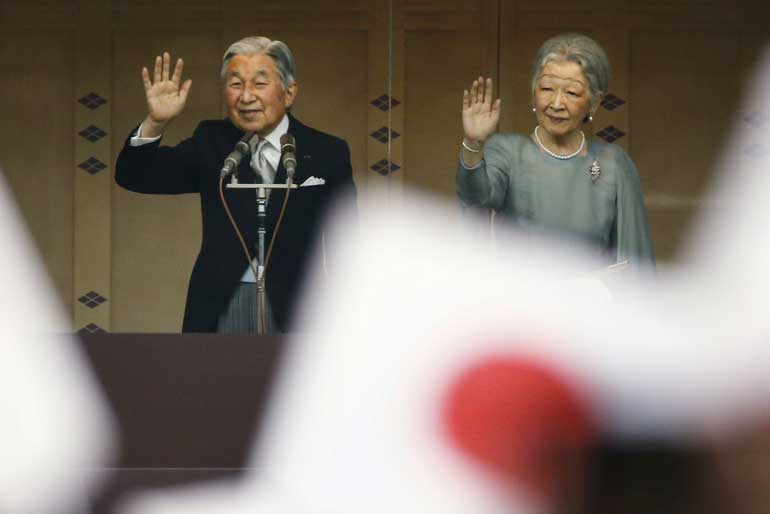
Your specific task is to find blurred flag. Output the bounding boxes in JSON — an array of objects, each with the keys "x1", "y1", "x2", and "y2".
[
  {"x1": 116, "y1": 188, "x2": 722, "y2": 514},
  {"x1": 677, "y1": 47, "x2": 770, "y2": 435},
  {"x1": 0, "y1": 170, "x2": 115, "y2": 514},
  {"x1": 684, "y1": 48, "x2": 770, "y2": 317}
]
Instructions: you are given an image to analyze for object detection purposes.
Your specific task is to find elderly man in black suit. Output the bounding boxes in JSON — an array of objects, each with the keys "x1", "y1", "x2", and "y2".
[{"x1": 116, "y1": 36, "x2": 356, "y2": 334}]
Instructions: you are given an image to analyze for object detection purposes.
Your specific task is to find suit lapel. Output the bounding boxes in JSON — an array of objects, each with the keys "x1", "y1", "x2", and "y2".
[
  {"x1": 266, "y1": 114, "x2": 312, "y2": 230},
  {"x1": 236, "y1": 153, "x2": 257, "y2": 183},
  {"x1": 272, "y1": 114, "x2": 311, "y2": 185}
]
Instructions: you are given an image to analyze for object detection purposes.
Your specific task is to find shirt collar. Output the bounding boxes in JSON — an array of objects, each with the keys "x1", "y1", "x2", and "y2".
[{"x1": 260, "y1": 114, "x2": 290, "y2": 150}]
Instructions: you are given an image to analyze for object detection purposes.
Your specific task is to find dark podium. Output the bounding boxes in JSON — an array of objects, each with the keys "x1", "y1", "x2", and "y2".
[{"x1": 80, "y1": 333, "x2": 287, "y2": 514}]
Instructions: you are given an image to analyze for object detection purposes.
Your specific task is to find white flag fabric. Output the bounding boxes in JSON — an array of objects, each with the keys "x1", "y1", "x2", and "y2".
[
  {"x1": 677, "y1": 47, "x2": 770, "y2": 435},
  {"x1": 684, "y1": 48, "x2": 770, "y2": 297},
  {"x1": 0, "y1": 170, "x2": 115, "y2": 514},
  {"x1": 116, "y1": 188, "x2": 733, "y2": 514}
]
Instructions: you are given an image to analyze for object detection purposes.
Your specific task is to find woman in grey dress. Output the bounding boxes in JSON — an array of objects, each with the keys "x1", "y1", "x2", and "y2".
[{"x1": 457, "y1": 33, "x2": 654, "y2": 271}]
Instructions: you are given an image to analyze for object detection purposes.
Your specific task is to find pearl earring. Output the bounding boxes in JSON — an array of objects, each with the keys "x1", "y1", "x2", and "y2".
[{"x1": 532, "y1": 107, "x2": 536, "y2": 113}]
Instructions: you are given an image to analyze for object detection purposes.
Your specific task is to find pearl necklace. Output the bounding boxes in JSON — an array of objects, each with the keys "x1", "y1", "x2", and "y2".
[{"x1": 533, "y1": 125, "x2": 585, "y2": 160}]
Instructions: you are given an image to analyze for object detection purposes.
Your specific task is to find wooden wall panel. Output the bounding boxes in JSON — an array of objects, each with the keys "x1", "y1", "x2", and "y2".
[
  {"x1": 631, "y1": 32, "x2": 743, "y2": 197},
  {"x1": 111, "y1": 31, "x2": 223, "y2": 332},
  {"x1": 402, "y1": 0, "x2": 498, "y2": 204},
  {"x1": 517, "y1": 0, "x2": 626, "y2": 10},
  {"x1": 220, "y1": 0, "x2": 369, "y2": 10},
  {"x1": 2, "y1": 0, "x2": 770, "y2": 331},
  {"x1": 591, "y1": 28, "x2": 630, "y2": 152},
  {"x1": 363, "y1": 1, "x2": 404, "y2": 204},
  {"x1": 221, "y1": 0, "x2": 370, "y2": 31},
  {"x1": 0, "y1": 30, "x2": 75, "y2": 314},
  {"x1": 630, "y1": 32, "x2": 748, "y2": 259},
  {"x1": 403, "y1": 31, "x2": 489, "y2": 197},
  {"x1": 0, "y1": 0, "x2": 78, "y2": 28},
  {"x1": 267, "y1": 29, "x2": 369, "y2": 193},
  {"x1": 73, "y1": 1, "x2": 113, "y2": 333}
]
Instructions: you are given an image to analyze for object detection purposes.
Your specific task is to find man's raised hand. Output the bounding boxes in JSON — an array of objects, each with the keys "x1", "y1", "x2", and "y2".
[{"x1": 140, "y1": 52, "x2": 192, "y2": 137}]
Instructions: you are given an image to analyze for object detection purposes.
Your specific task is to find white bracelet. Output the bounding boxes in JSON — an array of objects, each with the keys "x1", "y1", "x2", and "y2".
[{"x1": 462, "y1": 139, "x2": 482, "y2": 153}]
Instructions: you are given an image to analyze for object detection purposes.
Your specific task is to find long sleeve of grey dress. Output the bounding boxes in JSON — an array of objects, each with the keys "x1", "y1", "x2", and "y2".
[{"x1": 456, "y1": 133, "x2": 655, "y2": 270}]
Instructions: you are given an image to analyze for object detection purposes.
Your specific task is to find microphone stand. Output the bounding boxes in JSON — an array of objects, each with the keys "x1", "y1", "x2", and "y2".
[
  {"x1": 227, "y1": 177, "x2": 297, "y2": 334},
  {"x1": 256, "y1": 186, "x2": 267, "y2": 311}
]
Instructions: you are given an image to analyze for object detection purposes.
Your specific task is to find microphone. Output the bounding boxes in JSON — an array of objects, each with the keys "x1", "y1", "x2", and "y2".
[
  {"x1": 220, "y1": 131, "x2": 255, "y2": 178},
  {"x1": 280, "y1": 133, "x2": 297, "y2": 180}
]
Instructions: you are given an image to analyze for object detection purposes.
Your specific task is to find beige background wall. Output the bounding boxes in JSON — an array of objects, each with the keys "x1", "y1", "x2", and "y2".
[{"x1": 0, "y1": 0, "x2": 768, "y2": 332}]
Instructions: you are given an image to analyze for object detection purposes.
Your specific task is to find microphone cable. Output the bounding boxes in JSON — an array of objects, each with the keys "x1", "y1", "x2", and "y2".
[
  {"x1": 257, "y1": 175, "x2": 293, "y2": 333},
  {"x1": 219, "y1": 173, "x2": 294, "y2": 335},
  {"x1": 219, "y1": 175, "x2": 258, "y2": 330}
]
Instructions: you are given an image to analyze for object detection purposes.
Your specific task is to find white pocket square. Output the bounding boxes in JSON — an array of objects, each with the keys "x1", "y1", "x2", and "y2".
[{"x1": 300, "y1": 176, "x2": 326, "y2": 187}]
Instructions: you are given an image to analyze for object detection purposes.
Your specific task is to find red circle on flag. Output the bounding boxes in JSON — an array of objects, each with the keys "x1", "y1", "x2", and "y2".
[{"x1": 442, "y1": 354, "x2": 596, "y2": 506}]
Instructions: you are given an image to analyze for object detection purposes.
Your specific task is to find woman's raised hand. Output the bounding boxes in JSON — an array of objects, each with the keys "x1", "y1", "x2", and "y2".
[
  {"x1": 462, "y1": 77, "x2": 500, "y2": 143},
  {"x1": 141, "y1": 52, "x2": 192, "y2": 131}
]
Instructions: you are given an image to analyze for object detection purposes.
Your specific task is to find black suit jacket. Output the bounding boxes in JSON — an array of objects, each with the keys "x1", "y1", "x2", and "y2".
[{"x1": 115, "y1": 115, "x2": 355, "y2": 332}]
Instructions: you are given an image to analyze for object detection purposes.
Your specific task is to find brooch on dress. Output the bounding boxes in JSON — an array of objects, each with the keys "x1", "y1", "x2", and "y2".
[{"x1": 589, "y1": 159, "x2": 601, "y2": 182}]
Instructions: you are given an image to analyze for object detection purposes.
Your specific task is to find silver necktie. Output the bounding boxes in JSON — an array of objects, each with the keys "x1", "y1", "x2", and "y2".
[{"x1": 254, "y1": 138, "x2": 275, "y2": 184}]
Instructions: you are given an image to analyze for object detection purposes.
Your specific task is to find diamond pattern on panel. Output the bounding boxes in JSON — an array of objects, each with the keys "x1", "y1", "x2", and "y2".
[
  {"x1": 79, "y1": 323, "x2": 107, "y2": 334},
  {"x1": 600, "y1": 93, "x2": 626, "y2": 111},
  {"x1": 370, "y1": 94, "x2": 401, "y2": 111},
  {"x1": 370, "y1": 159, "x2": 401, "y2": 175},
  {"x1": 744, "y1": 144, "x2": 770, "y2": 159},
  {"x1": 370, "y1": 127, "x2": 401, "y2": 143},
  {"x1": 77, "y1": 92, "x2": 107, "y2": 110},
  {"x1": 78, "y1": 125, "x2": 108, "y2": 142},
  {"x1": 78, "y1": 291, "x2": 107, "y2": 308},
  {"x1": 744, "y1": 111, "x2": 770, "y2": 128},
  {"x1": 595, "y1": 126, "x2": 626, "y2": 143},
  {"x1": 77, "y1": 157, "x2": 107, "y2": 175}
]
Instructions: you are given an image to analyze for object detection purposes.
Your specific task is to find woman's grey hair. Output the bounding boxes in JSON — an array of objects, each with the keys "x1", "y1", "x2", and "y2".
[
  {"x1": 220, "y1": 36, "x2": 296, "y2": 90},
  {"x1": 530, "y1": 33, "x2": 610, "y2": 111}
]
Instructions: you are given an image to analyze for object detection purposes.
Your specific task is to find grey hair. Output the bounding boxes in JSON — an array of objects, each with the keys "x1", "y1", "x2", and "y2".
[
  {"x1": 220, "y1": 36, "x2": 296, "y2": 90},
  {"x1": 530, "y1": 33, "x2": 610, "y2": 111}
]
